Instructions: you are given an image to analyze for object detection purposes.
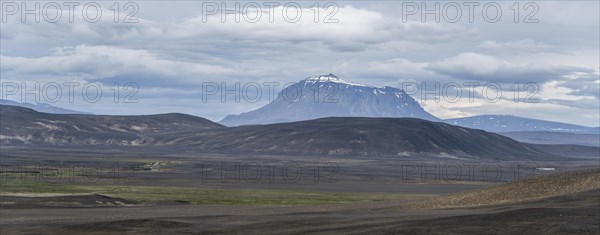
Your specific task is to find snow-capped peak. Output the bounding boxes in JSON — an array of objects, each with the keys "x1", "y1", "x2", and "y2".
[
  {"x1": 220, "y1": 74, "x2": 440, "y2": 126},
  {"x1": 304, "y1": 73, "x2": 371, "y2": 87}
]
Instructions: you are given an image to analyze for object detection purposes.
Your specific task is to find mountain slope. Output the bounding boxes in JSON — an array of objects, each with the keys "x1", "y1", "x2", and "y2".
[
  {"x1": 0, "y1": 105, "x2": 224, "y2": 145},
  {"x1": 220, "y1": 74, "x2": 438, "y2": 126},
  {"x1": 178, "y1": 117, "x2": 549, "y2": 159},
  {"x1": 445, "y1": 115, "x2": 597, "y2": 134},
  {"x1": 0, "y1": 99, "x2": 89, "y2": 114}
]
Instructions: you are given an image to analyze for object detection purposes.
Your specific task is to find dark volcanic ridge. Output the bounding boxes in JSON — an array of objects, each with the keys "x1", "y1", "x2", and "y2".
[
  {"x1": 0, "y1": 105, "x2": 566, "y2": 159},
  {"x1": 0, "y1": 105, "x2": 224, "y2": 146},
  {"x1": 173, "y1": 117, "x2": 550, "y2": 159}
]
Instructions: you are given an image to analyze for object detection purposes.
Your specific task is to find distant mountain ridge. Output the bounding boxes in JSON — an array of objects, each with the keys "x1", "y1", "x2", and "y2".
[
  {"x1": 218, "y1": 75, "x2": 595, "y2": 134},
  {"x1": 444, "y1": 115, "x2": 598, "y2": 134},
  {"x1": 3, "y1": 77, "x2": 593, "y2": 136},
  {"x1": 1, "y1": 105, "x2": 559, "y2": 159},
  {"x1": 220, "y1": 74, "x2": 439, "y2": 126},
  {"x1": 0, "y1": 99, "x2": 89, "y2": 115},
  {"x1": 498, "y1": 131, "x2": 600, "y2": 147}
]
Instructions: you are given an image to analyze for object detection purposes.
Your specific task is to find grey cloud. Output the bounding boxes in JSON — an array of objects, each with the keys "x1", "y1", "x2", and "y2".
[
  {"x1": 543, "y1": 98, "x2": 599, "y2": 110},
  {"x1": 426, "y1": 52, "x2": 594, "y2": 83},
  {"x1": 560, "y1": 73, "x2": 600, "y2": 99},
  {"x1": 478, "y1": 39, "x2": 563, "y2": 54}
]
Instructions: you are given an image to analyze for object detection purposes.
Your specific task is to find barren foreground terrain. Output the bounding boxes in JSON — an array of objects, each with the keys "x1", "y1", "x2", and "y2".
[{"x1": 1, "y1": 148, "x2": 598, "y2": 234}]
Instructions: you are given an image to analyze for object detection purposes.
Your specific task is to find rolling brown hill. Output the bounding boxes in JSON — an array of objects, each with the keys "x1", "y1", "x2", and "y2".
[{"x1": 402, "y1": 168, "x2": 600, "y2": 209}]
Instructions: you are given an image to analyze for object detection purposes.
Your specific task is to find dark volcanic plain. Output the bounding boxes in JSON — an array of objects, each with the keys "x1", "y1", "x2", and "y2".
[{"x1": 1, "y1": 146, "x2": 599, "y2": 234}]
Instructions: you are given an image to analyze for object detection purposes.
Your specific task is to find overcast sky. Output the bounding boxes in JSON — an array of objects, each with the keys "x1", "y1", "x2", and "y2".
[{"x1": 1, "y1": 1, "x2": 598, "y2": 126}]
